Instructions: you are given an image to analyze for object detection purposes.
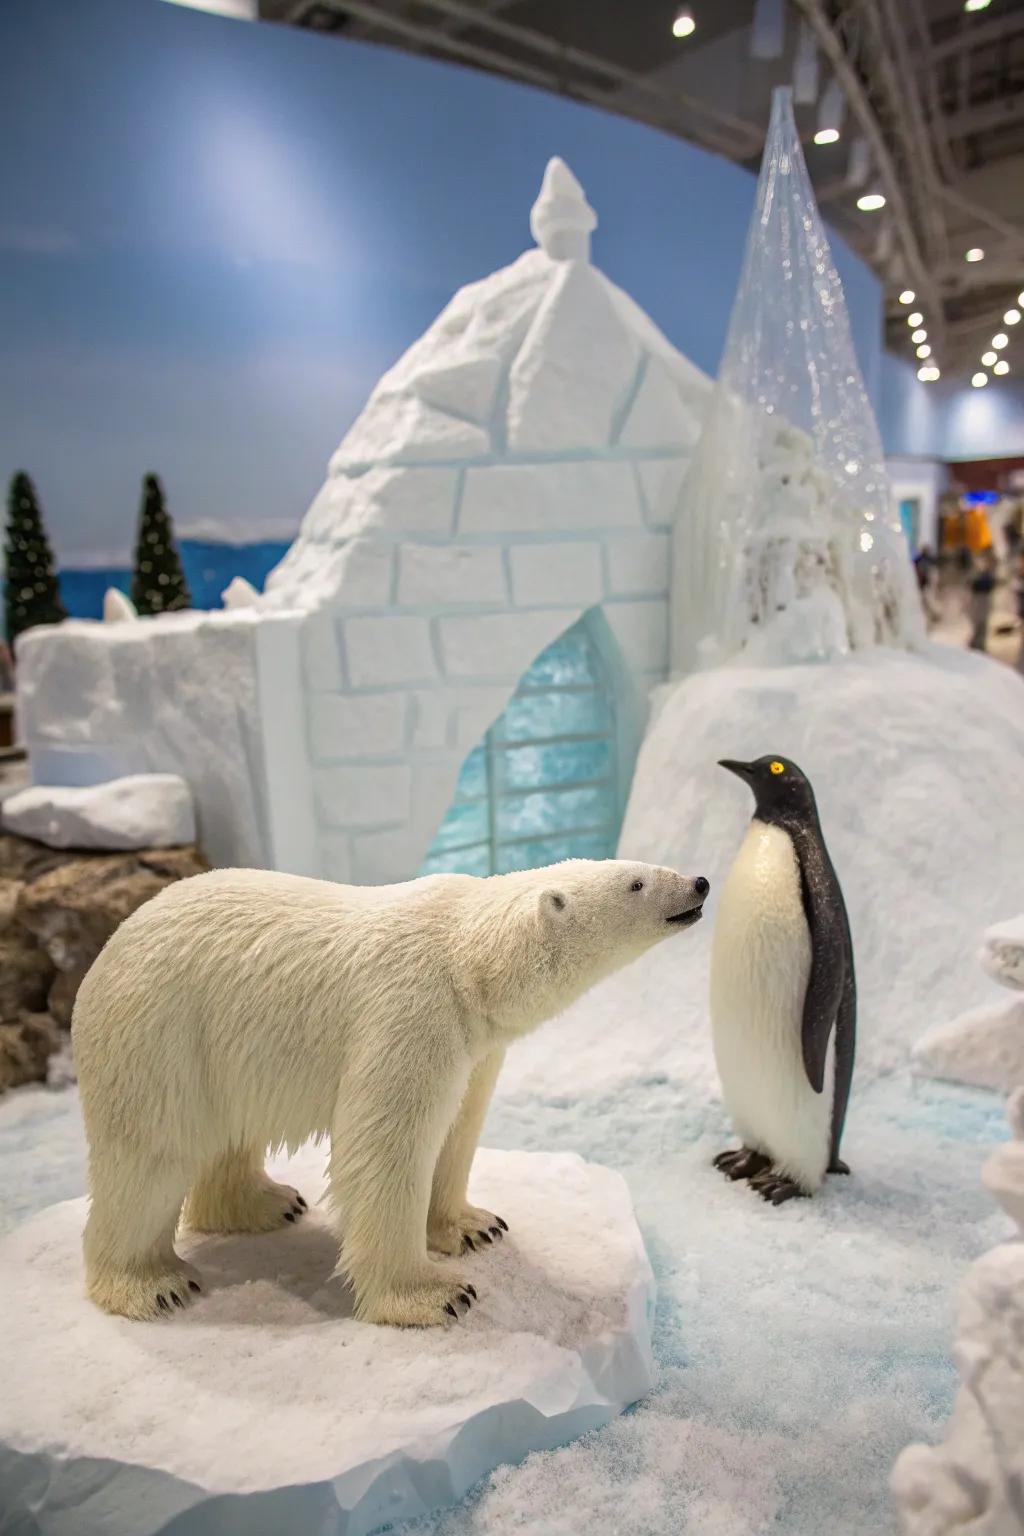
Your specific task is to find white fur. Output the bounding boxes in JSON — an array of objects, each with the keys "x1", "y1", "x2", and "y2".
[
  {"x1": 72, "y1": 859, "x2": 704, "y2": 1326},
  {"x1": 710, "y1": 821, "x2": 833, "y2": 1193}
]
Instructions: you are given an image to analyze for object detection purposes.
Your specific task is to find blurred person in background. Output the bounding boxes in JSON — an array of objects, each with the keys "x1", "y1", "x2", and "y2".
[{"x1": 968, "y1": 549, "x2": 998, "y2": 651}]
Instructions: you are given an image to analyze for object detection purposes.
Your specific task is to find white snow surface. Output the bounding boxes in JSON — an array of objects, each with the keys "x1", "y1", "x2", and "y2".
[
  {"x1": 980, "y1": 915, "x2": 1024, "y2": 991},
  {"x1": 1, "y1": 772, "x2": 195, "y2": 851},
  {"x1": 0, "y1": 1143, "x2": 654, "y2": 1536},
  {"x1": 892, "y1": 1090, "x2": 1024, "y2": 1536},
  {"x1": 913, "y1": 912, "x2": 1024, "y2": 1096}
]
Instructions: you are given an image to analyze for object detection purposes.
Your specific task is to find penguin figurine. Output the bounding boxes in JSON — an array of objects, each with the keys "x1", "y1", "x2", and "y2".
[{"x1": 710, "y1": 755, "x2": 855, "y2": 1204}]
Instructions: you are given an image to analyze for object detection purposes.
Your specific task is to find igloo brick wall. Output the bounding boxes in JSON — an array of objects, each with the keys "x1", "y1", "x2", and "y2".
[{"x1": 16, "y1": 160, "x2": 710, "y2": 882}]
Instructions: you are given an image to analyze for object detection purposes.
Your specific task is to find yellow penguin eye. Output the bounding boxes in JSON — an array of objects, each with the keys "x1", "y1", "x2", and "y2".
[{"x1": 770, "y1": 761, "x2": 785, "y2": 775}]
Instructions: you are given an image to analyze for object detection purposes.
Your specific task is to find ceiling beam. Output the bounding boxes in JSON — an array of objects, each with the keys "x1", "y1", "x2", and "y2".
[
  {"x1": 929, "y1": 10, "x2": 1024, "y2": 64},
  {"x1": 941, "y1": 94, "x2": 1024, "y2": 143}
]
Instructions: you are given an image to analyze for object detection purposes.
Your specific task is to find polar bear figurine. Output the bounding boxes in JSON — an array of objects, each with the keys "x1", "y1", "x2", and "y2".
[{"x1": 72, "y1": 859, "x2": 708, "y2": 1327}]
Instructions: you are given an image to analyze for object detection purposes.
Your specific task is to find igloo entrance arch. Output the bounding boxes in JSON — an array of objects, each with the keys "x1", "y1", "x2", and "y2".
[{"x1": 422, "y1": 610, "x2": 640, "y2": 877}]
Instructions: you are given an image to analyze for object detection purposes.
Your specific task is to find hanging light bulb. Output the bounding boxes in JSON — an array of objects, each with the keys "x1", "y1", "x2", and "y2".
[
  {"x1": 965, "y1": 247, "x2": 985, "y2": 262},
  {"x1": 994, "y1": 359, "x2": 1010, "y2": 375},
  {"x1": 907, "y1": 312, "x2": 924, "y2": 327},
  {"x1": 1004, "y1": 309, "x2": 1021, "y2": 325},
  {"x1": 993, "y1": 333, "x2": 1009, "y2": 349},
  {"x1": 672, "y1": 9, "x2": 696, "y2": 37},
  {"x1": 857, "y1": 192, "x2": 886, "y2": 211},
  {"x1": 982, "y1": 350, "x2": 998, "y2": 366},
  {"x1": 898, "y1": 290, "x2": 916, "y2": 304},
  {"x1": 911, "y1": 328, "x2": 927, "y2": 343},
  {"x1": 971, "y1": 372, "x2": 989, "y2": 387}
]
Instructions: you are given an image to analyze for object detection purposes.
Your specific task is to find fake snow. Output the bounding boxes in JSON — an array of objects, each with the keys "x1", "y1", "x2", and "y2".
[
  {"x1": 0, "y1": 1143, "x2": 654, "y2": 1536},
  {"x1": 915, "y1": 911, "x2": 1024, "y2": 1095}
]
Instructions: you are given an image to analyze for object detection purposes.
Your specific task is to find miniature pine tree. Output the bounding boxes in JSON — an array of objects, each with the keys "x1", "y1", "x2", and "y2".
[
  {"x1": 130, "y1": 474, "x2": 191, "y2": 615},
  {"x1": 4, "y1": 472, "x2": 67, "y2": 644}
]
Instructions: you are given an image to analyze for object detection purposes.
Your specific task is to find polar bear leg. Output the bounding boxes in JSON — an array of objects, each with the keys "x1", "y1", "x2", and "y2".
[
  {"x1": 428, "y1": 1048, "x2": 508, "y2": 1257},
  {"x1": 183, "y1": 1144, "x2": 307, "y2": 1234},
  {"x1": 83, "y1": 1145, "x2": 201, "y2": 1320},
  {"x1": 329, "y1": 1052, "x2": 476, "y2": 1327}
]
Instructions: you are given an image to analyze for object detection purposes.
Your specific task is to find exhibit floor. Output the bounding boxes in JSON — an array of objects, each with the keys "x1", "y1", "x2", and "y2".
[{"x1": 1, "y1": 1070, "x2": 1007, "y2": 1536}]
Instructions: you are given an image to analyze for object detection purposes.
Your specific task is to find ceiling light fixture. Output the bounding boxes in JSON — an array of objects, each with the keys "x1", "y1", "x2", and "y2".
[
  {"x1": 813, "y1": 128, "x2": 840, "y2": 145},
  {"x1": 964, "y1": 0, "x2": 992, "y2": 11},
  {"x1": 916, "y1": 344, "x2": 932, "y2": 358},
  {"x1": 982, "y1": 350, "x2": 998, "y2": 366},
  {"x1": 857, "y1": 193, "x2": 886, "y2": 211},
  {"x1": 899, "y1": 290, "x2": 916, "y2": 305},
  {"x1": 993, "y1": 333, "x2": 1009, "y2": 349},
  {"x1": 907, "y1": 312, "x2": 924, "y2": 327},
  {"x1": 994, "y1": 360, "x2": 1010, "y2": 375},
  {"x1": 918, "y1": 365, "x2": 940, "y2": 381},
  {"x1": 965, "y1": 247, "x2": 985, "y2": 262},
  {"x1": 971, "y1": 372, "x2": 989, "y2": 387},
  {"x1": 672, "y1": 9, "x2": 696, "y2": 37},
  {"x1": 911, "y1": 328, "x2": 927, "y2": 344},
  {"x1": 1004, "y1": 309, "x2": 1021, "y2": 325}
]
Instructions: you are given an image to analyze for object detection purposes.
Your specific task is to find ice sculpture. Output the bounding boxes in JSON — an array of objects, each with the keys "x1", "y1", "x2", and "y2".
[
  {"x1": 671, "y1": 87, "x2": 923, "y2": 671},
  {"x1": 891, "y1": 1088, "x2": 1024, "y2": 1535}
]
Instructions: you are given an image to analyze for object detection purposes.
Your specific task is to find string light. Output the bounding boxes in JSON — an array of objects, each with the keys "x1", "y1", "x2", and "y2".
[
  {"x1": 857, "y1": 193, "x2": 886, "y2": 211},
  {"x1": 965, "y1": 247, "x2": 985, "y2": 262},
  {"x1": 907, "y1": 311, "x2": 924, "y2": 327},
  {"x1": 911, "y1": 328, "x2": 927, "y2": 343},
  {"x1": 916, "y1": 344, "x2": 931, "y2": 358},
  {"x1": 813, "y1": 128, "x2": 840, "y2": 145},
  {"x1": 672, "y1": 9, "x2": 696, "y2": 36},
  {"x1": 971, "y1": 372, "x2": 989, "y2": 387},
  {"x1": 1004, "y1": 309, "x2": 1021, "y2": 325},
  {"x1": 899, "y1": 290, "x2": 916, "y2": 304},
  {"x1": 993, "y1": 333, "x2": 1009, "y2": 349},
  {"x1": 982, "y1": 350, "x2": 998, "y2": 366},
  {"x1": 994, "y1": 360, "x2": 1010, "y2": 375}
]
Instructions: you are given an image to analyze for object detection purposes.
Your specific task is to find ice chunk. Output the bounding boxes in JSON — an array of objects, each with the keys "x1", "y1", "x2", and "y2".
[
  {"x1": 2, "y1": 773, "x2": 195, "y2": 851},
  {"x1": 0, "y1": 1145, "x2": 655, "y2": 1536},
  {"x1": 529, "y1": 156, "x2": 597, "y2": 261},
  {"x1": 102, "y1": 588, "x2": 136, "y2": 623},
  {"x1": 221, "y1": 575, "x2": 259, "y2": 609}
]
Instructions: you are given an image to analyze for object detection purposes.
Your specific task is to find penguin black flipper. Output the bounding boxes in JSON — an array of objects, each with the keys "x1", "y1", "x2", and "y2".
[
  {"x1": 828, "y1": 963, "x2": 856, "y2": 1169},
  {"x1": 793, "y1": 827, "x2": 853, "y2": 1099}
]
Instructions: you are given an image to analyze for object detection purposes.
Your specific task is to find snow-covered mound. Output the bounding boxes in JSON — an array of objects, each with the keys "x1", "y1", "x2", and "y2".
[
  {"x1": 500, "y1": 644, "x2": 1024, "y2": 1107},
  {"x1": 2, "y1": 773, "x2": 194, "y2": 851},
  {"x1": 0, "y1": 1143, "x2": 654, "y2": 1536},
  {"x1": 891, "y1": 1089, "x2": 1024, "y2": 1535},
  {"x1": 914, "y1": 912, "x2": 1024, "y2": 1094}
]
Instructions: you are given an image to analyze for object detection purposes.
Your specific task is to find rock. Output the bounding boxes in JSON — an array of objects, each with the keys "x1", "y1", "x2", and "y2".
[
  {"x1": 48, "y1": 965, "x2": 89, "y2": 1029},
  {"x1": 0, "y1": 938, "x2": 52, "y2": 1018},
  {"x1": 0, "y1": 1013, "x2": 62, "y2": 1093},
  {"x1": 2, "y1": 774, "x2": 195, "y2": 852},
  {"x1": 15, "y1": 844, "x2": 208, "y2": 975}
]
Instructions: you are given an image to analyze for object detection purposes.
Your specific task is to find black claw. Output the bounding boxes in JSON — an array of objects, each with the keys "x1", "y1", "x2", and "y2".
[
  {"x1": 171, "y1": 1292, "x2": 184, "y2": 1307},
  {"x1": 489, "y1": 1226, "x2": 502, "y2": 1239},
  {"x1": 495, "y1": 1216, "x2": 508, "y2": 1232},
  {"x1": 188, "y1": 1280, "x2": 201, "y2": 1293},
  {"x1": 291, "y1": 1203, "x2": 303, "y2": 1216},
  {"x1": 464, "y1": 1233, "x2": 476, "y2": 1251},
  {"x1": 477, "y1": 1230, "x2": 492, "y2": 1244},
  {"x1": 444, "y1": 1303, "x2": 458, "y2": 1319},
  {"x1": 458, "y1": 1291, "x2": 472, "y2": 1309},
  {"x1": 157, "y1": 1294, "x2": 169, "y2": 1311},
  {"x1": 465, "y1": 1284, "x2": 477, "y2": 1299},
  {"x1": 296, "y1": 1195, "x2": 308, "y2": 1209},
  {"x1": 284, "y1": 1211, "x2": 296, "y2": 1223}
]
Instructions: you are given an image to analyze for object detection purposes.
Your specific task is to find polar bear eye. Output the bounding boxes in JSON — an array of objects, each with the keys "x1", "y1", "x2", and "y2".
[{"x1": 631, "y1": 880, "x2": 644, "y2": 893}]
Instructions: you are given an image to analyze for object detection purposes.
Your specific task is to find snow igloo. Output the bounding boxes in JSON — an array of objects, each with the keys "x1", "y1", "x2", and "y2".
[{"x1": 15, "y1": 160, "x2": 710, "y2": 881}]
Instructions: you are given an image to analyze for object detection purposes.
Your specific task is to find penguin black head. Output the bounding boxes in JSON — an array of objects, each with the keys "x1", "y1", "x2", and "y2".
[{"x1": 717, "y1": 755, "x2": 818, "y2": 825}]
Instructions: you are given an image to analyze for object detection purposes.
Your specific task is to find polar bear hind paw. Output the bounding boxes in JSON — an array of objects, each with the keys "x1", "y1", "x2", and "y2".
[
  {"x1": 88, "y1": 1259, "x2": 203, "y2": 1321},
  {"x1": 359, "y1": 1274, "x2": 478, "y2": 1328},
  {"x1": 428, "y1": 1204, "x2": 508, "y2": 1257},
  {"x1": 185, "y1": 1174, "x2": 307, "y2": 1235}
]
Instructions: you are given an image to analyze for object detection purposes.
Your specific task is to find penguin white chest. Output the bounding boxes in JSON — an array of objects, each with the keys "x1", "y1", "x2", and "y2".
[{"x1": 710, "y1": 820, "x2": 832, "y2": 1191}]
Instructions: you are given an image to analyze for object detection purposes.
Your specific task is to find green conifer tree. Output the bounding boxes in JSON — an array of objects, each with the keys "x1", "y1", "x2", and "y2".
[
  {"x1": 4, "y1": 472, "x2": 67, "y2": 645},
  {"x1": 130, "y1": 474, "x2": 191, "y2": 615}
]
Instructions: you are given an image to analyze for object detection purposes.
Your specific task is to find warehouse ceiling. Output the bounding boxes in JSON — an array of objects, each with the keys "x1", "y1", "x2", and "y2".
[{"x1": 259, "y1": 0, "x2": 1024, "y2": 385}]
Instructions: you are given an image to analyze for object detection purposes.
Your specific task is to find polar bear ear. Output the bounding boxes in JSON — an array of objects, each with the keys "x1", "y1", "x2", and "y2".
[{"x1": 538, "y1": 888, "x2": 568, "y2": 923}]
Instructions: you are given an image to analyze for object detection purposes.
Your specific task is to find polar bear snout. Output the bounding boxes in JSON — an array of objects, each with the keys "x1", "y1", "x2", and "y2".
[{"x1": 665, "y1": 874, "x2": 709, "y2": 928}]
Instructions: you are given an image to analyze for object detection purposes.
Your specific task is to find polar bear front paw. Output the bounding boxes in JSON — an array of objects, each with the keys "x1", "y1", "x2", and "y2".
[
  {"x1": 185, "y1": 1175, "x2": 308, "y2": 1235},
  {"x1": 359, "y1": 1272, "x2": 479, "y2": 1328},
  {"x1": 88, "y1": 1259, "x2": 203, "y2": 1321},
  {"x1": 427, "y1": 1203, "x2": 508, "y2": 1257}
]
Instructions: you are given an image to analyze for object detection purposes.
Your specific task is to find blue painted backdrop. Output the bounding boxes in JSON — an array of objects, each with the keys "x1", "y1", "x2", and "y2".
[{"x1": 0, "y1": 0, "x2": 886, "y2": 616}]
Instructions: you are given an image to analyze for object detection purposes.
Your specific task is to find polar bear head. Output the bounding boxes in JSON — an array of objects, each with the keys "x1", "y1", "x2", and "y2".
[{"x1": 469, "y1": 858, "x2": 708, "y2": 1037}]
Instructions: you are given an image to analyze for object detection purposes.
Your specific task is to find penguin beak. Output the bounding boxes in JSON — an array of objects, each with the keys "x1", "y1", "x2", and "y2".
[{"x1": 718, "y1": 759, "x2": 753, "y2": 780}]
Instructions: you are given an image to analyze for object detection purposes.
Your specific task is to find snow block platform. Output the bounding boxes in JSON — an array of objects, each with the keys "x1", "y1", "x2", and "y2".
[{"x1": 0, "y1": 1145, "x2": 655, "y2": 1536}]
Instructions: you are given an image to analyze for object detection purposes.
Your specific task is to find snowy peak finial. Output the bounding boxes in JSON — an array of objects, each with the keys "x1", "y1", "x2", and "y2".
[{"x1": 530, "y1": 157, "x2": 597, "y2": 262}]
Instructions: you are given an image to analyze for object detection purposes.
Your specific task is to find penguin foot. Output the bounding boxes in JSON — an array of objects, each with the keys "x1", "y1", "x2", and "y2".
[
  {"x1": 749, "y1": 1170, "x2": 808, "y2": 1205},
  {"x1": 828, "y1": 1159, "x2": 850, "y2": 1175},
  {"x1": 713, "y1": 1147, "x2": 772, "y2": 1181}
]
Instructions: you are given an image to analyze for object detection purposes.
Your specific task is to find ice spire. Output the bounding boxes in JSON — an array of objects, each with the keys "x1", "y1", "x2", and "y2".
[{"x1": 530, "y1": 157, "x2": 597, "y2": 262}]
